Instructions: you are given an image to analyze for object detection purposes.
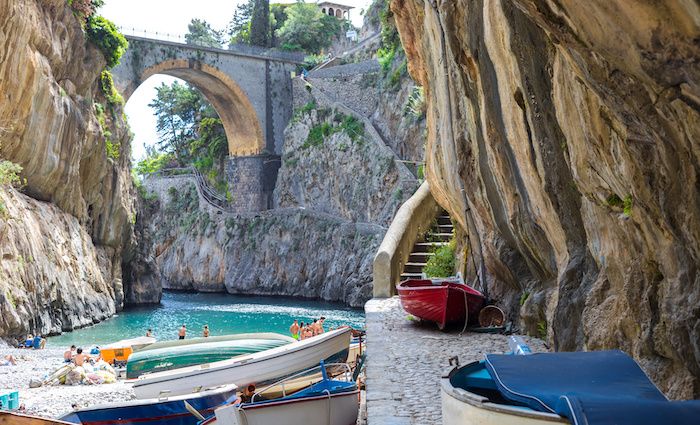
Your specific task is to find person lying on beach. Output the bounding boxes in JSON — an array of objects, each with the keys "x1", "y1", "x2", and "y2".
[
  {"x1": 64, "y1": 345, "x2": 76, "y2": 363},
  {"x1": 0, "y1": 354, "x2": 16, "y2": 366},
  {"x1": 74, "y1": 348, "x2": 91, "y2": 366}
]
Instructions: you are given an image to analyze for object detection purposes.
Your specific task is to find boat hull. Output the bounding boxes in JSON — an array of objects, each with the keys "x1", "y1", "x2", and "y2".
[
  {"x1": 1, "y1": 412, "x2": 74, "y2": 425},
  {"x1": 59, "y1": 385, "x2": 237, "y2": 425},
  {"x1": 397, "y1": 279, "x2": 484, "y2": 329},
  {"x1": 133, "y1": 328, "x2": 352, "y2": 399},
  {"x1": 441, "y1": 363, "x2": 568, "y2": 425},
  {"x1": 213, "y1": 390, "x2": 359, "y2": 425},
  {"x1": 127, "y1": 334, "x2": 293, "y2": 379}
]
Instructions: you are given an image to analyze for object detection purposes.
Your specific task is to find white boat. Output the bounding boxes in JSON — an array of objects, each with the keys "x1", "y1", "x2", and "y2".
[
  {"x1": 132, "y1": 327, "x2": 352, "y2": 399},
  {"x1": 442, "y1": 361, "x2": 568, "y2": 425},
  {"x1": 203, "y1": 363, "x2": 359, "y2": 425}
]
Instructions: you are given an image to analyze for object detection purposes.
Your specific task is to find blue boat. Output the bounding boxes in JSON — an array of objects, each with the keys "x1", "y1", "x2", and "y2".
[
  {"x1": 442, "y1": 349, "x2": 700, "y2": 425},
  {"x1": 199, "y1": 362, "x2": 359, "y2": 425},
  {"x1": 58, "y1": 384, "x2": 237, "y2": 425}
]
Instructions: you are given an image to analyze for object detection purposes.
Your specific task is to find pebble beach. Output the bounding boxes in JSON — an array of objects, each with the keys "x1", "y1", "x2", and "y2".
[{"x1": 0, "y1": 345, "x2": 135, "y2": 419}]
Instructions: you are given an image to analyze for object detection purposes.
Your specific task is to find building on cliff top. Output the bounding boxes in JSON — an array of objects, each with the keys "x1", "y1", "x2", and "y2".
[{"x1": 318, "y1": 1, "x2": 353, "y2": 20}]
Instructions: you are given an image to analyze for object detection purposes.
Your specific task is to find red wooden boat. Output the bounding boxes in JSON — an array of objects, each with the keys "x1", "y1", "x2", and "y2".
[{"x1": 397, "y1": 279, "x2": 485, "y2": 330}]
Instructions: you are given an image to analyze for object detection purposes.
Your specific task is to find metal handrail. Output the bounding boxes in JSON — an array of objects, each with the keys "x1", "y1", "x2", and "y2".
[{"x1": 120, "y1": 29, "x2": 306, "y2": 63}]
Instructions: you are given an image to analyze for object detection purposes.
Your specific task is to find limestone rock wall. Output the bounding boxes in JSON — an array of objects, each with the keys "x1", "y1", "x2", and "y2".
[
  {"x1": 391, "y1": 0, "x2": 700, "y2": 398},
  {"x1": 274, "y1": 105, "x2": 412, "y2": 226},
  {"x1": 0, "y1": 188, "x2": 116, "y2": 337},
  {"x1": 140, "y1": 177, "x2": 382, "y2": 307},
  {"x1": 0, "y1": 0, "x2": 137, "y2": 338}
]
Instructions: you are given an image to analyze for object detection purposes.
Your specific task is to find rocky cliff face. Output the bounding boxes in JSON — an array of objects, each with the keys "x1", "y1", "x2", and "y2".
[
  {"x1": 392, "y1": 0, "x2": 700, "y2": 398},
  {"x1": 0, "y1": 188, "x2": 117, "y2": 336},
  {"x1": 0, "y1": 0, "x2": 137, "y2": 338},
  {"x1": 140, "y1": 176, "x2": 383, "y2": 307},
  {"x1": 275, "y1": 103, "x2": 412, "y2": 226}
]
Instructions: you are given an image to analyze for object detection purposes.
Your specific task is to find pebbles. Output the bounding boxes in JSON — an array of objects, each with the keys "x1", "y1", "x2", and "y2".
[{"x1": 0, "y1": 347, "x2": 134, "y2": 419}]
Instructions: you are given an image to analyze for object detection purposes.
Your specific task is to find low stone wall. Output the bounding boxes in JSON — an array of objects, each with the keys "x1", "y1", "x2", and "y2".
[{"x1": 372, "y1": 181, "x2": 440, "y2": 297}]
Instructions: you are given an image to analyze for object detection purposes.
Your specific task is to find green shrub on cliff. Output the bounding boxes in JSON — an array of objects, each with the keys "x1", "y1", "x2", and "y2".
[
  {"x1": 0, "y1": 154, "x2": 24, "y2": 220},
  {"x1": 86, "y1": 15, "x2": 128, "y2": 69},
  {"x1": 0, "y1": 159, "x2": 23, "y2": 188},
  {"x1": 423, "y1": 239, "x2": 456, "y2": 278},
  {"x1": 100, "y1": 71, "x2": 124, "y2": 107}
]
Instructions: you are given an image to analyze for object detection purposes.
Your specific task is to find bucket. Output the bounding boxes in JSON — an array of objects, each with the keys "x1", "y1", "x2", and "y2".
[{"x1": 8, "y1": 391, "x2": 19, "y2": 410}]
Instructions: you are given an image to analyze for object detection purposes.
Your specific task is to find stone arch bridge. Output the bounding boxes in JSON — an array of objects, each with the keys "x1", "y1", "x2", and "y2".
[{"x1": 111, "y1": 35, "x2": 303, "y2": 212}]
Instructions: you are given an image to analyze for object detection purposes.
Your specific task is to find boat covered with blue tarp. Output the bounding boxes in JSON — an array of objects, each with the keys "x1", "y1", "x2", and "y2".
[{"x1": 442, "y1": 349, "x2": 700, "y2": 425}]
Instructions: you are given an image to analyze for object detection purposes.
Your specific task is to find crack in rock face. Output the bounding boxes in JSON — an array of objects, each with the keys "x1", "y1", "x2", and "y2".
[{"x1": 391, "y1": 0, "x2": 700, "y2": 399}]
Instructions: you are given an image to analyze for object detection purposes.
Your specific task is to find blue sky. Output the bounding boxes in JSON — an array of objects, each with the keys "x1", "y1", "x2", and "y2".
[{"x1": 100, "y1": 0, "x2": 372, "y2": 161}]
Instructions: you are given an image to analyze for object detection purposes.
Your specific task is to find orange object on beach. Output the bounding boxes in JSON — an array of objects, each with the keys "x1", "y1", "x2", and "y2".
[{"x1": 99, "y1": 336, "x2": 156, "y2": 366}]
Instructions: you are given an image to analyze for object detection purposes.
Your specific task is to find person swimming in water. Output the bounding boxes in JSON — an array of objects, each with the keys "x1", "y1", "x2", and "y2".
[{"x1": 178, "y1": 325, "x2": 186, "y2": 340}]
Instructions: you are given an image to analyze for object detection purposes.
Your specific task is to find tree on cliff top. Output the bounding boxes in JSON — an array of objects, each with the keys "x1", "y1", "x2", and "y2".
[
  {"x1": 185, "y1": 19, "x2": 223, "y2": 48},
  {"x1": 228, "y1": 0, "x2": 255, "y2": 44},
  {"x1": 276, "y1": 2, "x2": 341, "y2": 53},
  {"x1": 249, "y1": 0, "x2": 270, "y2": 47}
]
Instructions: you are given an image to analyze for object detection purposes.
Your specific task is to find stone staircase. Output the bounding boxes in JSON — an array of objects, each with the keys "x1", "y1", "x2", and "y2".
[{"x1": 400, "y1": 211, "x2": 454, "y2": 281}]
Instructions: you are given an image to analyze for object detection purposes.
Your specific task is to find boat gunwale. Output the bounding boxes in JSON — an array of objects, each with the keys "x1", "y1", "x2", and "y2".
[
  {"x1": 133, "y1": 333, "x2": 295, "y2": 353},
  {"x1": 240, "y1": 388, "x2": 360, "y2": 411},
  {"x1": 133, "y1": 327, "x2": 351, "y2": 390},
  {"x1": 441, "y1": 363, "x2": 568, "y2": 423},
  {"x1": 57, "y1": 384, "x2": 238, "y2": 415},
  {"x1": 397, "y1": 280, "x2": 485, "y2": 298}
]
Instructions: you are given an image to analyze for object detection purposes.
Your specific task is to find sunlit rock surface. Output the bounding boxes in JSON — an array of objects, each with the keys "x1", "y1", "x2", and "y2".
[
  {"x1": 392, "y1": 0, "x2": 700, "y2": 398},
  {"x1": 0, "y1": 0, "x2": 137, "y2": 338}
]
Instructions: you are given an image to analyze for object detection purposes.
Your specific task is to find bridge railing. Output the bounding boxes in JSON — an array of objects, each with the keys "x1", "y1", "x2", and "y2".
[
  {"x1": 119, "y1": 27, "x2": 306, "y2": 63},
  {"x1": 192, "y1": 168, "x2": 231, "y2": 212}
]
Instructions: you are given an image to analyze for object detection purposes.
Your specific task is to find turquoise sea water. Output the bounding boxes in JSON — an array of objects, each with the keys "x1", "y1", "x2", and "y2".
[{"x1": 46, "y1": 292, "x2": 365, "y2": 348}]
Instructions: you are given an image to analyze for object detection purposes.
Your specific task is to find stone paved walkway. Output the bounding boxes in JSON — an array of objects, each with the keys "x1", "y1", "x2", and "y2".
[{"x1": 364, "y1": 297, "x2": 547, "y2": 425}]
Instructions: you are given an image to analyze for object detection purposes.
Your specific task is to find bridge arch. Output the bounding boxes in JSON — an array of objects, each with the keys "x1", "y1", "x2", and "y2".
[{"x1": 120, "y1": 59, "x2": 263, "y2": 156}]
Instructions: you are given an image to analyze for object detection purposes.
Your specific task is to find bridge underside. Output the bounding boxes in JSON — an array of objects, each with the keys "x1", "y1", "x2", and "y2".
[{"x1": 121, "y1": 60, "x2": 265, "y2": 157}]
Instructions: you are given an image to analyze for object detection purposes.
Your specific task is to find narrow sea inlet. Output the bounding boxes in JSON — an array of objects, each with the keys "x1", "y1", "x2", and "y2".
[{"x1": 46, "y1": 292, "x2": 365, "y2": 348}]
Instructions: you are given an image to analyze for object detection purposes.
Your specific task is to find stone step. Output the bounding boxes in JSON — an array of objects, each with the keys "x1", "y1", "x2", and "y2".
[
  {"x1": 426, "y1": 233, "x2": 453, "y2": 242},
  {"x1": 403, "y1": 262, "x2": 427, "y2": 273},
  {"x1": 437, "y1": 216, "x2": 452, "y2": 225},
  {"x1": 408, "y1": 252, "x2": 434, "y2": 262},
  {"x1": 431, "y1": 225, "x2": 454, "y2": 234},
  {"x1": 412, "y1": 242, "x2": 449, "y2": 252},
  {"x1": 400, "y1": 272, "x2": 423, "y2": 281}
]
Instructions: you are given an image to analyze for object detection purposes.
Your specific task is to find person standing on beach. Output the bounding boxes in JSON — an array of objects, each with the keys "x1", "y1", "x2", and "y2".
[
  {"x1": 145, "y1": 329, "x2": 152, "y2": 337},
  {"x1": 289, "y1": 320, "x2": 300, "y2": 340},
  {"x1": 203, "y1": 325, "x2": 210, "y2": 337},
  {"x1": 178, "y1": 325, "x2": 186, "y2": 340}
]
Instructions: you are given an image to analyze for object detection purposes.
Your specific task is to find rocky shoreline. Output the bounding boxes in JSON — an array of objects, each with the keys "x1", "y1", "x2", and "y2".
[{"x1": 0, "y1": 346, "x2": 134, "y2": 419}]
